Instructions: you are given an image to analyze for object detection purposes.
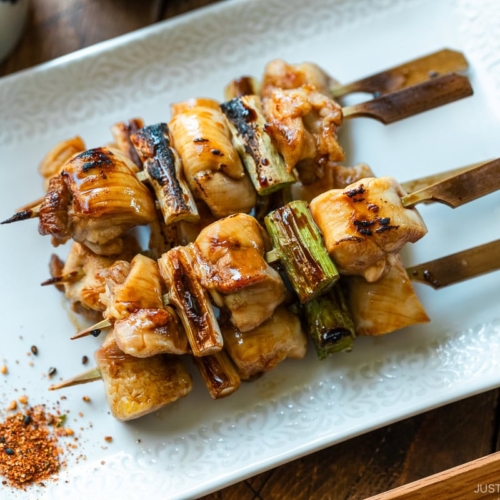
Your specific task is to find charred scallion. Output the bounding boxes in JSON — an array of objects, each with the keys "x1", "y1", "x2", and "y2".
[
  {"x1": 224, "y1": 76, "x2": 260, "y2": 100},
  {"x1": 131, "y1": 123, "x2": 199, "y2": 225},
  {"x1": 158, "y1": 245, "x2": 223, "y2": 357},
  {"x1": 220, "y1": 95, "x2": 296, "y2": 195},
  {"x1": 303, "y1": 285, "x2": 355, "y2": 359},
  {"x1": 265, "y1": 200, "x2": 339, "y2": 303},
  {"x1": 193, "y1": 350, "x2": 241, "y2": 399}
]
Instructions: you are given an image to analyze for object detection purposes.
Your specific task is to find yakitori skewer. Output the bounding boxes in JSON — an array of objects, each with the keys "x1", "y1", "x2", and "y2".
[
  {"x1": 331, "y1": 48, "x2": 469, "y2": 98},
  {"x1": 222, "y1": 73, "x2": 473, "y2": 194},
  {"x1": 264, "y1": 157, "x2": 500, "y2": 299}
]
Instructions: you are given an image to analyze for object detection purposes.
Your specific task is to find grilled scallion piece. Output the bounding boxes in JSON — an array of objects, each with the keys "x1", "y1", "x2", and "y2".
[
  {"x1": 265, "y1": 200, "x2": 339, "y2": 303},
  {"x1": 303, "y1": 285, "x2": 355, "y2": 359},
  {"x1": 158, "y1": 245, "x2": 223, "y2": 357},
  {"x1": 193, "y1": 349, "x2": 241, "y2": 399},
  {"x1": 220, "y1": 95, "x2": 296, "y2": 195},
  {"x1": 224, "y1": 76, "x2": 260, "y2": 100},
  {"x1": 131, "y1": 123, "x2": 199, "y2": 225}
]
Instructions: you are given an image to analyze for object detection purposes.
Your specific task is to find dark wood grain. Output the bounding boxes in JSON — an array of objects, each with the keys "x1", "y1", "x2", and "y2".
[{"x1": 1, "y1": 2, "x2": 499, "y2": 499}]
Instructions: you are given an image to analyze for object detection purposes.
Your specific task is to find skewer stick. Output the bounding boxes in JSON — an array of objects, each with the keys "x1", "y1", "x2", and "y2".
[
  {"x1": 49, "y1": 367, "x2": 102, "y2": 390},
  {"x1": 342, "y1": 73, "x2": 473, "y2": 124},
  {"x1": 1, "y1": 205, "x2": 41, "y2": 225},
  {"x1": 41, "y1": 270, "x2": 84, "y2": 287},
  {"x1": 401, "y1": 158, "x2": 500, "y2": 208},
  {"x1": 407, "y1": 239, "x2": 500, "y2": 289},
  {"x1": 399, "y1": 159, "x2": 490, "y2": 194},
  {"x1": 332, "y1": 48, "x2": 469, "y2": 98},
  {"x1": 17, "y1": 196, "x2": 45, "y2": 213},
  {"x1": 70, "y1": 319, "x2": 112, "y2": 340}
]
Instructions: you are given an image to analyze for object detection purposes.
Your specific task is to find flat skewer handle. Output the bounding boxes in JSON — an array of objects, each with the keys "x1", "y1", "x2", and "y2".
[
  {"x1": 332, "y1": 48, "x2": 468, "y2": 98},
  {"x1": 342, "y1": 73, "x2": 473, "y2": 124}
]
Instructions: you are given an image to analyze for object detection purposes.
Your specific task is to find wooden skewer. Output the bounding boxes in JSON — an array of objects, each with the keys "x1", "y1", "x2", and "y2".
[
  {"x1": 71, "y1": 295, "x2": 171, "y2": 340},
  {"x1": 365, "y1": 451, "x2": 500, "y2": 500},
  {"x1": 1, "y1": 206, "x2": 41, "y2": 225},
  {"x1": 342, "y1": 73, "x2": 473, "y2": 124},
  {"x1": 40, "y1": 270, "x2": 84, "y2": 287},
  {"x1": 401, "y1": 158, "x2": 500, "y2": 208},
  {"x1": 399, "y1": 159, "x2": 490, "y2": 194},
  {"x1": 49, "y1": 367, "x2": 102, "y2": 390},
  {"x1": 16, "y1": 195, "x2": 45, "y2": 213},
  {"x1": 332, "y1": 48, "x2": 469, "y2": 99},
  {"x1": 70, "y1": 319, "x2": 112, "y2": 340}
]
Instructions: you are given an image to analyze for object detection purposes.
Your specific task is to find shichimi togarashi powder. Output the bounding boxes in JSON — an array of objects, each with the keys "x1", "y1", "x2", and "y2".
[{"x1": 0, "y1": 405, "x2": 63, "y2": 489}]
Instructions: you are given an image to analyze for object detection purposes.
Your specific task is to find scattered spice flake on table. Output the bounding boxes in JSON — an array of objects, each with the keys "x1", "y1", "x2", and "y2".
[{"x1": 0, "y1": 405, "x2": 73, "y2": 489}]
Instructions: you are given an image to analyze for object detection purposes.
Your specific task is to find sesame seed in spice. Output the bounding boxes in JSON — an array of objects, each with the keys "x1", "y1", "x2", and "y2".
[{"x1": 0, "y1": 406, "x2": 62, "y2": 489}]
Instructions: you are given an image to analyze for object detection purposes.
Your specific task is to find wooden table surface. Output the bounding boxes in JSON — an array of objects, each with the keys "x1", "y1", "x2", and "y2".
[{"x1": 2, "y1": 1, "x2": 499, "y2": 499}]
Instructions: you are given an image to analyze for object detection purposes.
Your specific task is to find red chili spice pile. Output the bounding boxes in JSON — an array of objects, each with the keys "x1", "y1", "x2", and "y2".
[{"x1": 0, "y1": 405, "x2": 63, "y2": 489}]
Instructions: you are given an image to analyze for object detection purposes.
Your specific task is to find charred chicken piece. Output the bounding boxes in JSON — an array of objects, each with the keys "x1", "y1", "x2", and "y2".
[
  {"x1": 222, "y1": 306, "x2": 307, "y2": 380},
  {"x1": 261, "y1": 59, "x2": 338, "y2": 99},
  {"x1": 310, "y1": 177, "x2": 428, "y2": 282},
  {"x1": 95, "y1": 332, "x2": 192, "y2": 421},
  {"x1": 346, "y1": 254, "x2": 430, "y2": 335},
  {"x1": 131, "y1": 123, "x2": 199, "y2": 225},
  {"x1": 101, "y1": 253, "x2": 189, "y2": 357},
  {"x1": 111, "y1": 118, "x2": 145, "y2": 169},
  {"x1": 194, "y1": 213, "x2": 286, "y2": 332},
  {"x1": 38, "y1": 136, "x2": 86, "y2": 191},
  {"x1": 61, "y1": 235, "x2": 140, "y2": 319},
  {"x1": 170, "y1": 98, "x2": 256, "y2": 218},
  {"x1": 38, "y1": 147, "x2": 156, "y2": 254},
  {"x1": 263, "y1": 84, "x2": 345, "y2": 175}
]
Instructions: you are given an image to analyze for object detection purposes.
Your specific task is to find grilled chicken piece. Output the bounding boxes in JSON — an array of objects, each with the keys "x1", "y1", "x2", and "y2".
[
  {"x1": 291, "y1": 163, "x2": 375, "y2": 203},
  {"x1": 194, "y1": 214, "x2": 287, "y2": 332},
  {"x1": 111, "y1": 118, "x2": 144, "y2": 169},
  {"x1": 94, "y1": 332, "x2": 192, "y2": 421},
  {"x1": 38, "y1": 136, "x2": 86, "y2": 191},
  {"x1": 261, "y1": 59, "x2": 337, "y2": 99},
  {"x1": 61, "y1": 236, "x2": 140, "y2": 318},
  {"x1": 346, "y1": 254, "x2": 430, "y2": 335},
  {"x1": 38, "y1": 147, "x2": 156, "y2": 254},
  {"x1": 113, "y1": 307, "x2": 188, "y2": 357},
  {"x1": 263, "y1": 85, "x2": 344, "y2": 174},
  {"x1": 310, "y1": 177, "x2": 428, "y2": 282},
  {"x1": 169, "y1": 98, "x2": 256, "y2": 217},
  {"x1": 222, "y1": 306, "x2": 307, "y2": 380},
  {"x1": 101, "y1": 254, "x2": 164, "y2": 321},
  {"x1": 101, "y1": 253, "x2": 189, "y2": 357}
]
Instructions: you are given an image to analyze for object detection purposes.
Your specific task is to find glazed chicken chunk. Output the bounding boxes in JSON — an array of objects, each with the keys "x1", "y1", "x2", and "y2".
[
  {"x1": 60, "y1": 235, "x2": 140, "y2": 319},
  {"x1": 346, "y1": 254, "x2": 430, "y2": 336},
  {"x1": 310, "y1": 177, "x2": 428, "y2": 282},
  {"x1": 194, "y1": 213, "x2": 287, "y2": 332},
  {"x1": 95, "y1": 332, "x2": 192, "y2": 421},
  {"x1": 263, "y1": 84, "x2": 345, "y2": 175},
  {"x1": 38, "y1": 147, "x2": 156, "y2": 255},
  {"x1": 169, "y1": 98, "x2": 256, "y2": 218},
  {"x1": 261, "y1": 59, "x2": 338, "y2": 99},
  {"x1": 222, "y1": 306, "x2": 307, "y2": 380},
  {"x1": 101, "y1": 254, "x2": 189, "y2": 357}
]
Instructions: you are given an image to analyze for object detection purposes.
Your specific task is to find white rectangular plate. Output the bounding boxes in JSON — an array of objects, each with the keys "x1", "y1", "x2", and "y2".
[{"x1": 1, "y1": 0, "x2": 500, "y2": 498}]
